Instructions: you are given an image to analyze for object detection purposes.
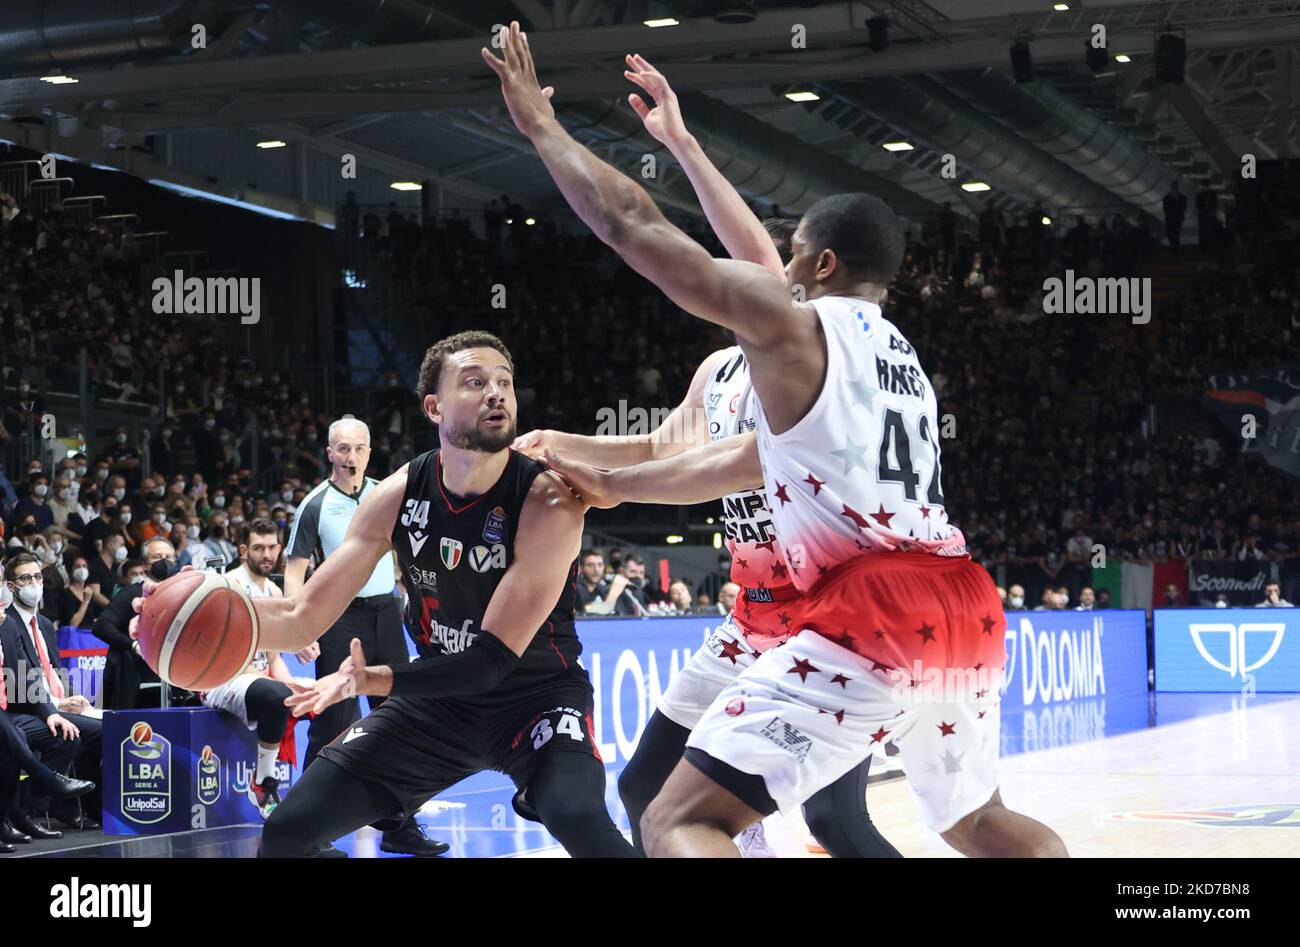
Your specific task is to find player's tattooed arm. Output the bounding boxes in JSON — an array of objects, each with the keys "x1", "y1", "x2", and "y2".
[
  {"x1": 513, "y1": 349, "x2": 724, "y2": 467},
  {"x1": 545, "y1": 431, "x2": 762, "y2": 509},
  {"x1": 253, "y1": 467, "x2": 408, "y2": 652}
]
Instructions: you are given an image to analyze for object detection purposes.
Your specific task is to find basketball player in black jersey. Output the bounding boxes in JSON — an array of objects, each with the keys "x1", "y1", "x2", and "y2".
[{"x1": 204, "y1": 330, "x2": 636, "y2": 857}]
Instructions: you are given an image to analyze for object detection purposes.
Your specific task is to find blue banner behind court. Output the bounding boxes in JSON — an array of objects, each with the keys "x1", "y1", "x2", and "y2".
[
  {"x1": 1154, "y1": 608, "x2": 1300, "y2": 692},
  {"x1": 998, "y1": 609, "x2": 1149, "y2": 711}
]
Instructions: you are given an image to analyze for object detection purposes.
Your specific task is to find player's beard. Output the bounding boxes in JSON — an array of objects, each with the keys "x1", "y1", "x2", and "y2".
[
  {"x1": 246, "y1": 557, "x2": 275, "y2": 578},
  {"x1": 446, "y1": 415, "x2": 517, "y2": 453}
]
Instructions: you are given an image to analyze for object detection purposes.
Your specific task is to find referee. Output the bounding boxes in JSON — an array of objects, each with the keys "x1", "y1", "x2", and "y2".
[{"x1": 284, "y1": 417, "x2": 447, "y2": 857}]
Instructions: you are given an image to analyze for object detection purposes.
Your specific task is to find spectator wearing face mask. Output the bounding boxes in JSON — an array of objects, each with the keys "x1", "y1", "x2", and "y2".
[
  {"x1": 138, "y1": 502, "x2": 170, "y2": 544},
  {"x1": 12, "y1": 472, "x2": 54, "y2": 533},
  {"x1": 81, "y1": 495, "x2": 128, "y2": 552},
  {"x1": 1005, "y1": 583, "x2": 1027, "y2": 611},
  {"x1": 46, "y1": 477, "x2": 79, "y2": 532},
  {"x1": 86, "y1": 531, "x2": 128, "y2": 604},
  {"x1": 202, "y1": 515, "x2": 238, "y2": 571},
  {"x1": 38, "y1": 527, "x2": 70, "y2": 608},
  {"x1": 58, "y1": 555, "x2": 101, "y2": 629},
  {"x1": 93, "y1": 537, "x2": 173, "y2": 709}
]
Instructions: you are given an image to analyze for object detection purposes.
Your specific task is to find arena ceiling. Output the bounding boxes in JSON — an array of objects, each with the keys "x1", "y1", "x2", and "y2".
[{"x1": 2, "y1": 0, "x2": 1299, "y2": 224}]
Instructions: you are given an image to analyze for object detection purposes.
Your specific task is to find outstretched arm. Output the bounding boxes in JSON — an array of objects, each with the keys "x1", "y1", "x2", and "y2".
[
  {"x1": 545, "y1": 431, "x2": 762, "y2": 509},
  {"x1": 623, "y1": 54, "x2": 784, "y2": 279},
  {"x1": 513, "y1": 348, "x2": 726, "y2": 467},
  {"x1": 481, "y1": 24, "x2": 799, "y2": 350}
]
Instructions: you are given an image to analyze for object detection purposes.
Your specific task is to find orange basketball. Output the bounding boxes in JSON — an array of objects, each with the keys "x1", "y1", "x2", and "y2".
[{"x1": 137, "y1": 571, "x2": 260, "y2": 690}]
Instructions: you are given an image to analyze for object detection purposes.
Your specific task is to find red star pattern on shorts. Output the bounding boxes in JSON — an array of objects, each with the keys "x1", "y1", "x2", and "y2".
[
  {"x1": 974, "y1": 661, "x2": 984, "y2": 671},
  {"x1": 842, "y1": 503, "x2": 870, "y2": 529},
  {"x1": 832, "y1": 708, "x2": 845, "y2": 725},
  {"x1": 735, "y1": 557, "x2": 748, "y2": 569},
  {"x1": 870, "y1": 661, "x2": 892, "y2": 673},
  {"x1": 755, "y1": 539, "x2": 777, "y2": 554},
  {"x1": 830, "y1": 673, "x2": 852, "y2": 688},
  {"x1": 980, "y1": 615, "x2": 997, "y2": 635},
  {"x1": 915, "y1": 622, "x2": 936, "y2": 644},
  {"x1": 718, "y1": 639, "x2": 746, "y2": 665},
  {"x1": 816, "y1": 563, "x2": 829, "y2": 578},
  {"x1": 869, "y1": 505, "x2": 895, "y2": 528},
  {"x1": 774, "y1": 482, "x2": 791, "y2": 506},
  {"x1": 978, "y1": 711, "x2": 987, "y2": 719},
  {"x1": 874, "y1": 628, "x2": 887, "y2": 640},
  {"x1": 975, "y1": 688, "x2": 988, "y2": 699},
  {"x1": 787, "y1": 657, "x2": 819, "y2": 682},
  {"x1": 938, "y1": 721, "x2": 956, "y2": 736},
  {"x1": 770, "y1": 561, "x2": 788, "y2": 581},
  {"x1": 919, "y1": 504, "x2": 931, "y2": 518},
  {"x1": 778, "y1": 611, "x2": 792, "y2": 627},
  {"x1": 804, "y1": 472, "x2": 825, "y2": 495},
  {"x1": 870, "y1": 726, "x2": 891, "y2": 743}
]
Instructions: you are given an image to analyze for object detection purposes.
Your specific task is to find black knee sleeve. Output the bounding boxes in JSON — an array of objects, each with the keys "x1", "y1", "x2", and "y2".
[
  {"x1": 616, "y1": 711, "x2": 690, "y2": 852},
  {"x1": 801, "y1": 756, "x2": 902, "y2": 858},
  {"x1": 244, "y1": 678, "x2": 293, "y2": 744}
]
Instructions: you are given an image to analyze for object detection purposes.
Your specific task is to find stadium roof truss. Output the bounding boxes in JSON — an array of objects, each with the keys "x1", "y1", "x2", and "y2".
[{"x1": 2, "y1": 0, "x2": 1299, "y2": 223}]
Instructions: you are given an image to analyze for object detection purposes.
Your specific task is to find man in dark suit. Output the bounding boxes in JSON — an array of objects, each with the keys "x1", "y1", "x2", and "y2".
[
  {"x1": 3, "y1": 552, "x2": 103, "y2": 829},
  {"x1": 93, "y1": 538, "x2": 169, "y2": 710}
]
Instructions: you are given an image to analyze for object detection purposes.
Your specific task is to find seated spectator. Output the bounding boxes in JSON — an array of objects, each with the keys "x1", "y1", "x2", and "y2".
[
  {"x1": 666, "y1": 580, "x2": 694, "y2": 616},
  {"x1": 695, "y1": 592, "x2": 714, "y2": 613},
  {"x1": 1075, "y1": 587, "x2": 1096, "y2": 611},
  {"x1": 574, "y1": 548, "x2": 624, "y2": 617},
  {"x1": 1255, "y1": 582, "x2": 1293, "y2": 608},
  {"x1": 1005, "y1": 583, "x2": 1026, "y2": 611},
  {"x1": 717, "y1": 582, "x2": 739, "y2": 616},
  {"x1": 613, "y1": 554, "x2": 651, "y2": 617},
  {"x1": 1095, "y1": 588, "x2": 1113, "y2": 609},
  {"x1": 86, "y1": 532, "x2": 128, "y2": 603},
  {"x1": 11, "y1": 472, "x2": 53, "y2": 532},
  {"x1": 1159, "y1": 584, "x2": 1183, "y2": 608},
  {"x1": 202, "y1": 518, "x2": 303, "y2": 817},
  {"x1": 57, "y1": 556, "x2": 100, "y2": 630}
]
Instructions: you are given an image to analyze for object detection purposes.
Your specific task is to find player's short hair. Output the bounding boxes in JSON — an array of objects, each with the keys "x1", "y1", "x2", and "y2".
[
  {"x1": 761, "y1": 217, "x2": 799, "y2": 265},
  {"x1": 579, "y1": 548, "x2": 603, "y2": 564},
  {"x1": 417, "y1": 330, "x2": 514, "y2": 401},
  {"x1": 246, "y1": 518, "x2": 280, "y2": 542},
  {"x1": 799, "y1": 193, "x2": 905, "y2": 284}
]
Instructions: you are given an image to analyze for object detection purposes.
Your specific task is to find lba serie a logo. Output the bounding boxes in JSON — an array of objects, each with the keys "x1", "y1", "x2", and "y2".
[
  {"x1": 121, "y1": 722, "x2": 172, "y2": 824},
  {"x1": 196, "y1": 744, "x2": 222, "y2": 806}
]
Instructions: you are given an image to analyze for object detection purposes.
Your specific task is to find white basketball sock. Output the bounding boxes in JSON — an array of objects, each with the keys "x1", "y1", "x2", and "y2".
[{"x1": 256, "y1": 744, "x2": 279, "y2": 784}]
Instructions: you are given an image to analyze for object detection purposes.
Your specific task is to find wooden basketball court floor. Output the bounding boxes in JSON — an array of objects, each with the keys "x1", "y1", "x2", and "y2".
[{"x1": 19, "y1": 691, "x2": 1297, "y2": 858}]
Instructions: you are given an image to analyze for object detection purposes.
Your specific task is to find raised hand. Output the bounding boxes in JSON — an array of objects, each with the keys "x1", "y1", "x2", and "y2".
[
  {"x1": 481, "y1": 21, "x2": 556, "y2": 138},
  {"x1": 623, "y1": 53, "x2": 688, "y2": 148}
]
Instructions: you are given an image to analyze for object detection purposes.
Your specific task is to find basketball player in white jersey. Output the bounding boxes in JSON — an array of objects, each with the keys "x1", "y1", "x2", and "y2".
[
  {"x1": 512, "y1": 57, "x2": 897, "y2": 859},
  {"x1": 202, "y1": 518, "x2": 306, "y2": 816},
  {"x1": 485, "y1": 23, "x2": 1066, "y2": 857}
]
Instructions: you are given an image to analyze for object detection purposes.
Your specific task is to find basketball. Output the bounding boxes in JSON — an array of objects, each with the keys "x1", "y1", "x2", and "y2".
[{"x1": 136, "y1": 571, "x2": 260, "y2": 691}]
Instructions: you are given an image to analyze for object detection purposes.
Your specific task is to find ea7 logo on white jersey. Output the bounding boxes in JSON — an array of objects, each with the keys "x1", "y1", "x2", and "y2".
[{"x1": 469, "y1": 543, "x2": 507, "y2": 573}]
